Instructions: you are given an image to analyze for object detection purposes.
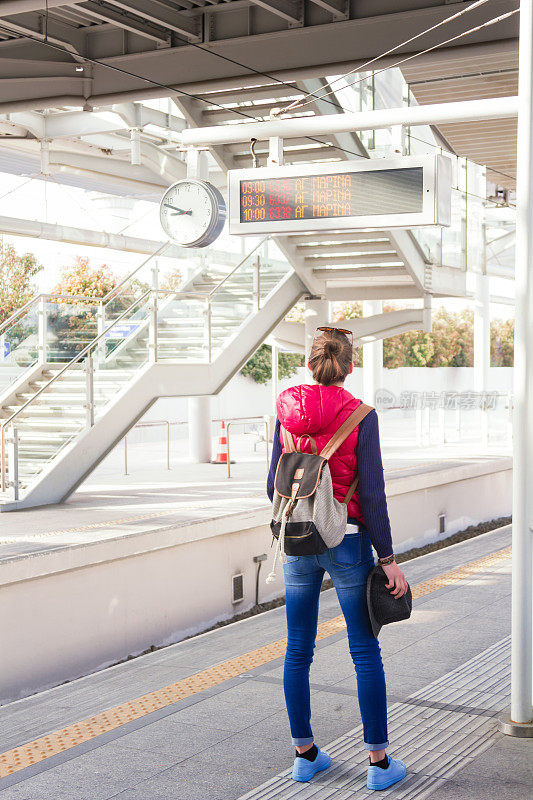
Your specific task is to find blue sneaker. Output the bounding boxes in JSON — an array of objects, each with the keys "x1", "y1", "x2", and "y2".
[
  {"x1": 367, "y1": 755, "x2": 407, "y2": 790},
  {"x1": 292, "y1": 747, "x2": 331, "y2": 782}
]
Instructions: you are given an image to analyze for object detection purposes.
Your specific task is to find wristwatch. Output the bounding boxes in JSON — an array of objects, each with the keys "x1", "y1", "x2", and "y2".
[{"x1": 378, "y1": 554, "x2": 396, "y2": 566}]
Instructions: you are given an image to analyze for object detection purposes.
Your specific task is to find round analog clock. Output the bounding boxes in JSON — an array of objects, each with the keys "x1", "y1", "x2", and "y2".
[{"x1": 159, "y1": 179, "x2": 226, "y2": 248}]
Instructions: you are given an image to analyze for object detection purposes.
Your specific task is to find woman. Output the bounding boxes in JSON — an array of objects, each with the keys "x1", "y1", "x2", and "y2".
[{"x1": 266, "y1": 326, "x2": 408, "y2": 791}]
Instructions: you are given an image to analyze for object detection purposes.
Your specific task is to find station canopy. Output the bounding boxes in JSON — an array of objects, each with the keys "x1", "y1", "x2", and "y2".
[{"x1": 0, "y1": 0, "x2": 518, "y2": 199}]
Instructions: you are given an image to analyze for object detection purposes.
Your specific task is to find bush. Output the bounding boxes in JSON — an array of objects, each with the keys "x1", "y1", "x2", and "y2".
[
  {"x1": 491, "y1": 318, "x2": 514, "y2": 366},
  {"x1": 240, "y1": 344, "x2": 304, "y2": 384}
]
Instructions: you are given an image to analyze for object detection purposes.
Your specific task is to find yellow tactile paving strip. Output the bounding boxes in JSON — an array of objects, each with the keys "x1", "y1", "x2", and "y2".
[{"x1": 0, "y1": 544, "x2": 511, "y2": 780}]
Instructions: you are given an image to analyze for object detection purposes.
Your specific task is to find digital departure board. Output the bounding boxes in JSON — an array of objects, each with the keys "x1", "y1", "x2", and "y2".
[
  {"x1": 239, "y1": 168, "x2": 423, "y2": 224},
  {"x1": 228, "y1": 155, "x2": 452, "y2": 235}
]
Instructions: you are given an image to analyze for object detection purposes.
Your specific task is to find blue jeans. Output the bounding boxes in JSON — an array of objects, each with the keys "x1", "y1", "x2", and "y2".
[{"x1": 282, "y1": 527, "x2": 388, "y2": 751}]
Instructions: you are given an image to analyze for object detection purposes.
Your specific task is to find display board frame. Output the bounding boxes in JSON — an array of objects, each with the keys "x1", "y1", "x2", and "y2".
[{"x1": 228, "y1": 154, "x2": 452, "y2": 235}]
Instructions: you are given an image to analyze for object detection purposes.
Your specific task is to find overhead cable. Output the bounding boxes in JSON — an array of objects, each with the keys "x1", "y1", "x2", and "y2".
[{"x1": 282, "y1": 0, "x2": 516, "y2": 114}]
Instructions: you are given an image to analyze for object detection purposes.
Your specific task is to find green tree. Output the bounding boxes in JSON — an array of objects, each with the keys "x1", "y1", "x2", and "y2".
[
  {"x1": 53, "y1": 256, "x2": 116, "y2": 300},
  {"x1": 240, "y1": 344, "x2": 304, "y2": 384},
  {"x1": 382, "y1": 305, "x2": 474, "y2": 368},
  {"x1": 427, "y1": 308, "x2": 473, "y2": 366},
  {"x1": 491, "y1": 318, "x2": 514, "y2": 366},
  {"x1": 0, "y1": 239, "x2": 42, "y2": 324}
]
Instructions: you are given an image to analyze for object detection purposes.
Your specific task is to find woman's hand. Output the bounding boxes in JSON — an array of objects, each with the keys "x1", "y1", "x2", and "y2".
[{"x1": 381, "y1": 561, "x2": 409, "y2": 598}]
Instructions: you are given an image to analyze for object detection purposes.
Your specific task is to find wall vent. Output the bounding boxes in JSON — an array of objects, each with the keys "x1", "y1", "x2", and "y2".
[
  {"x1": 438, "y1": 513, "x2": 446, "y2": 535},
  {"x1": 232, "y1": 573, "x2": 244, "y2": 604}
]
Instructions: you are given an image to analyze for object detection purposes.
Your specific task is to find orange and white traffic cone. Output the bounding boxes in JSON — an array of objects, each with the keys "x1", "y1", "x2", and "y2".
[{"x1": 211, "y1": 420, "x2": 233, "y2": 464}]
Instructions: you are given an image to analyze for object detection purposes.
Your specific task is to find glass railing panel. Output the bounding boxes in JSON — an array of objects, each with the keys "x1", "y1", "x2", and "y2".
[
  {"x1": 258, "y1": 238, "x2": 292, "y2": 303},
  {"x1": 7, "y1": 362, "x2": 87, "y2": 490},
  {"x1": 153, "y1": 291, "x2": 209, "y2": 364},
  {"x1": 466, "y1": 160, "x2": 487, "y2": 271},
  {"x1": 97, "y1": 292, "x2": 153, "y2": 368},
  {"x1": 484, "y1": 201, "x2": 515, "y2": 273},
  {"x1": 102, "y1": 250, "x2": 190, "y2": 324},
  {"x1": 207, "y1": 249, "x2": 262, "y2": 361},
  {"x1": 45, "y1": 298, "x2": 99, "y2": 363},
  {"x1": 441, "y1": 186, "x2": 466, "y2": 269},
  {"x1": 0, "y1": 304, "x2": 39, "y2": 395}
]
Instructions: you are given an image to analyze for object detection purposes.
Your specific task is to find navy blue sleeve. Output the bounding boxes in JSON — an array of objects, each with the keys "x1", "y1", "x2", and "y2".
[
  {"x1": 353, "y1": 409, "x2": 394, "y2": 560},
  {"x1": 266, "y1": 417, "x2": 282, "y2": 502}
]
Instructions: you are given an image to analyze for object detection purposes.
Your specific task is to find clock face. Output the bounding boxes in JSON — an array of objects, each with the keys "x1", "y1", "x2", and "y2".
[{"x1": 159, "y1": 179, "x2": 226, "y2": 248}]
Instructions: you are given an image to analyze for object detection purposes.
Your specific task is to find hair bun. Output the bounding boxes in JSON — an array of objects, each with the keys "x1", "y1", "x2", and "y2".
[{"x1": 324, "y1": 339, "x2": 341, "y2": 357}]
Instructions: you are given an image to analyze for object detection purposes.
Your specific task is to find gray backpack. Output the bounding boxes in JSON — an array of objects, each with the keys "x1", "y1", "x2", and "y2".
[{"x1": 266, "y1": 403, "x2": 373, "y2": 583}]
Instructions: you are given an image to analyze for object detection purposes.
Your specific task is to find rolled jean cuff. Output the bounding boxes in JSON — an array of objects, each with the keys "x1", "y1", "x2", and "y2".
[
  {"x1": 364, "y1": 741, "x2": 389, "y2": 751},
  {"x1": 292, "y1": 736, "x2": 314, "y2": 746}
]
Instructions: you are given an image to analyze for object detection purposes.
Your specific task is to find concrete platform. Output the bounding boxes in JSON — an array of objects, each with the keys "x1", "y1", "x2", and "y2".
[
  {"x1": 0, "y1": 525, "x2": 529, "y2": 800},
  {"x1": 0, "y1": 439, "x2": 513, "y2": 703},
  {"x1": 0, "y1": 445, "x2": 511, "y2": 562}
]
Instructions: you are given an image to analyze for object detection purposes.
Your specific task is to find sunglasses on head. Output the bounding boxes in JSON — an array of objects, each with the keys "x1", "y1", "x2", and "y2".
[{"x1": 314, "y1": 325, "x2": 353, "y2": 346}]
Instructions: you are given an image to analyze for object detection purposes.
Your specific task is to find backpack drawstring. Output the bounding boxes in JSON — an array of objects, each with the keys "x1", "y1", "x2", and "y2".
[{"x1": 265, "y1": 503, "x2": 289, "y2": 584}]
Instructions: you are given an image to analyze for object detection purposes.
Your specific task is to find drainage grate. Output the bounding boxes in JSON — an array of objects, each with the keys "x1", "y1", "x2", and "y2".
[
  {"x1": 232, "y1": 572, "x2": 244, "y2": 603},
  {"x1": 237, "y1": 637, "x2": 511, "y2": 800}
]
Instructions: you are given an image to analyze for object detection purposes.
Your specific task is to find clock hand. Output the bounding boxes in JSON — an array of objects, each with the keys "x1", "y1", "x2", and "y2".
[{"x1": 164, "y1": 202, "x2": 192, "y2": 216}]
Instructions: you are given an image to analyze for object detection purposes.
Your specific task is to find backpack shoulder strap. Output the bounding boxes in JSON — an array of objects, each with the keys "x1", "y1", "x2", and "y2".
[
  {"x1": 280, "y1": 425, "x2": 296, "y2": 453},
  {"x1": 319, "y1": 403, "x2": 374, "y2": 461}
]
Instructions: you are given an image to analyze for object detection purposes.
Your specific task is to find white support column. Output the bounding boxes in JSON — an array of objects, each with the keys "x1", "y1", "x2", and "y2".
[
  {"x1": 498, "y1": 0, "x2": 533, "y2": 737},
  {"x1": 473, "y1": 273, "x2": 490, "y2": 447},
  {"x1": 304, "y1": 299, "x2": 329, "y2": 366},
  {"x1": 188, "y1": 396, "x2": 212, "y2": 464},
  {"x1": 362, "y1": 300, "x2": 383, "y2": 406},
  {"x1": 187, "y1": 148, "x2": 209, "y2": 181},
  {"x1": 187, "y1": 148, "x2": 213, "y2": 464},
  {"x1": 271, "y1": 343, "x2": 279, "y2": 413}
]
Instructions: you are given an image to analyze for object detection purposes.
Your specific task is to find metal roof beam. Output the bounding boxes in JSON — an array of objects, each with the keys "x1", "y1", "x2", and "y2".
[
  {"x1": 2, "y1": 105, "x2": 186, "y2": 140},
  {"x1": 104, "y1": 0, "x2": 201, "y2": 40},
  {"x1": 248, "y1": 1, "x2": 303, "y2": 27},
  {"x1": 74, "y1": 2, "x2": 171, "y2": 44},
  {"x1": 0, "y1": 15, "x2": 83, "y2": 55},
  {"x1": 111, "y1": 103, "x2": 186, "y2": 133},
  {"x1": 308, "y1": 0, "x2": 349, "y2": 21},
  {"x1": 0, "y1": 1, "x2": 79, "y2": 12}
]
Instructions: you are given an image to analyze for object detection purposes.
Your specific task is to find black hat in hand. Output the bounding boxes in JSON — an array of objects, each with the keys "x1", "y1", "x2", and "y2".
[{"x1": 366, "y1": 564, "x2": 413, "y2": 639}]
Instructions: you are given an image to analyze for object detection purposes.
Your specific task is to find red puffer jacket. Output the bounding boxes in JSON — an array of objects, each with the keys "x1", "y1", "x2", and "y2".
[{"x1": 276, "y1": 383, "x2": 365, "y2": 522}]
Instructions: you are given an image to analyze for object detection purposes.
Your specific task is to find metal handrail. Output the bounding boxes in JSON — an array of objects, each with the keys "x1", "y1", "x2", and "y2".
[
  {"x1": 207, "y1": 237, "x2": 268, "y2": 299},
  {"x1": 226, "y1": 417, "x2": 269, "y2": 479},
  {"x1": 0, "y1": 293, "x2": 106, "y2": 337},
  {"x1": 101, "y1": 241, "x2": 171, "y2": 304}
]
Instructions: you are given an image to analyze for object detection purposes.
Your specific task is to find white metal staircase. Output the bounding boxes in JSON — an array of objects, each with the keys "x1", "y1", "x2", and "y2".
[{"x1": 0, "y1": 238, "x2": 304, "y2": 508}]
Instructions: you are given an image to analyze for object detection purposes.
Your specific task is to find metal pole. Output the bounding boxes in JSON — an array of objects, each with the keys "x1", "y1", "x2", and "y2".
[
  {"x1": 253, "y1": 255, "x2": 261, "y2": 311},
  {"x1": 0, "y1": 426, "x2": 5, "y2": 493},
  {"x1": 272, "y1": 342, "x2": 279, "y2": 413},
  {"x1": 85, "y1": 354, "x2": 94, "y2": 428},
  {"x1": 180, "y1": 96, "x2": 519, "y2": 147},
  {"x1": 206, "y1": 300, "x2": 212, "y2": 363},
  {"x1": 262, "y1": 420, "x2": 269, "y2": 470},
  {"x1": 37, "y1": 295, "x2": 47, "y2": 364},
  {"x1": 124, "y1": 435, "x2": 128, "y2": 476},
  {"x1": 226, "y1": 421, "x2": 232, "y2": 479},
  {"x1": 499, "y1": 0, "x2": 533, "y2": 737},
  {"x1": 96, "y1": 301, "x2": 105, "y2": 366},
  {"x1": 149, "y1": 291, "x2": 158, "y2": 363},
  {"x1": 7, "y1": 427, "x2": 19, "y2": 502}
]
